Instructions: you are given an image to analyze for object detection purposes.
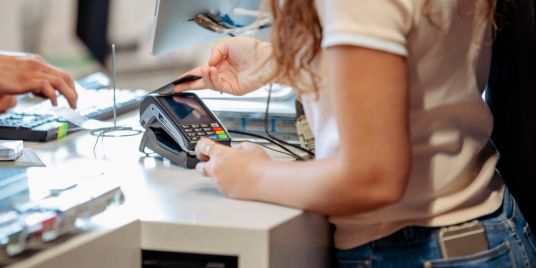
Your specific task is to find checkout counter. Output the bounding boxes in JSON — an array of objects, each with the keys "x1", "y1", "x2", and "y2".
[{"x1": 2, "y1": 110, "x2": 330, "y2": 268}]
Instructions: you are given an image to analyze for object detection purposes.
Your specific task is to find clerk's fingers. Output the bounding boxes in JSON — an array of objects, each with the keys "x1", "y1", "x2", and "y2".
[
  {"x1": 28, "y1": 54, "x2": 76, "y2": 92},
  {"x1": 28, "y1": 53, "x2": 46, "y2": 63},
  {"x1": 41, "y1": 74, "x2": 77, "y2": 109},
  {"x1": 52, "y1": 68, "x2": 76, "y2": 95},
  {"x1": 27, "y1": 79, "x2": 58, "y2": 106}
]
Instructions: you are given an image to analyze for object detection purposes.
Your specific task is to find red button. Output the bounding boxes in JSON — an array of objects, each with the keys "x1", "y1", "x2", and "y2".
[{"x1": 213, "y1": 127, "x2": 222, "y2": 131}]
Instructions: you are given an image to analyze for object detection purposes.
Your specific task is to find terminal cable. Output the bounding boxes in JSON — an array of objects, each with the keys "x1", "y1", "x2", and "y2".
[{"x1": 263, "y1": 84, "x2": 315, "y2": 158}]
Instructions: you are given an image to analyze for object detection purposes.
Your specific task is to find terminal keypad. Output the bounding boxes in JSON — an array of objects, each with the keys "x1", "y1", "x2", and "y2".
[{"x1": 179, "y1": 123, "x2": 229, "y2": 142}]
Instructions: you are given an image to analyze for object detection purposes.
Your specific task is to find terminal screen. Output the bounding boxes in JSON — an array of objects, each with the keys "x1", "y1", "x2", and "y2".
[{"x1": 160, "y1": 95, "x2": 213, "y2": 124}]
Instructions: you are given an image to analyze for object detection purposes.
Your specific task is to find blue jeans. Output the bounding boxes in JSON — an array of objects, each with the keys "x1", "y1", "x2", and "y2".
[{"x1": 337, "y1": 188, "x2": 536, "y2": 267}]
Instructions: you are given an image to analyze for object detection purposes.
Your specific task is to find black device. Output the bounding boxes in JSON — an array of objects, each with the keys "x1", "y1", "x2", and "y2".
[{"x1": 139, "y1": 92, "x2": 231, "y2": 168}]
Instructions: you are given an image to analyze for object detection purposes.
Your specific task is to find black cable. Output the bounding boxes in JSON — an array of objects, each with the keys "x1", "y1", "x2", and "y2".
[
  {"x1": 256, "y1": 143, "x2": 297, "y2": 158},
  {"x1": 264, "y1": 84, "x2": 315, "y2": 158},
  {"x1": 228, "y1": 129, "x2": 303, "y2": 160}
]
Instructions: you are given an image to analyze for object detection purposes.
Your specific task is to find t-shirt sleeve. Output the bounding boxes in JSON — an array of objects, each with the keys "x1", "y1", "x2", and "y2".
[{"x1": 317, "y1": 0, "x2": 414, "y2": 56}]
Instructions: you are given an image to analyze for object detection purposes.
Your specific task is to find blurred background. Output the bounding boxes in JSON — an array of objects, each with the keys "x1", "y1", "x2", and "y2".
[{"x1": 0, "y1": 0, "x2": 213, "y2": 91}]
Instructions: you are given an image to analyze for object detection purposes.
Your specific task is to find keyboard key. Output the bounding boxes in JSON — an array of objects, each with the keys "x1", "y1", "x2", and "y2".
[
  {"x1": 210, "y1": 123, "x2": 219, "y2": 128},
  {"x1": 218, "y1": 134, "x2": 228, "y2": 139},
  {"x1": 215, "y1": 130, "x2": 224, "y2": 135}
]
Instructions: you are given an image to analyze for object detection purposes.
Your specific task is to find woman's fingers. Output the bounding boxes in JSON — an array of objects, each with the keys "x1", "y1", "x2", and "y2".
[
  {"x1": 173, "y1": 67, "x2": 206, "y2": 92},
  {"x1": 201, "y1": 65, "x2": 217, "y2": 91},
  {"x1": 208, "y1": 42, "x2": 229, "y2": 67}
]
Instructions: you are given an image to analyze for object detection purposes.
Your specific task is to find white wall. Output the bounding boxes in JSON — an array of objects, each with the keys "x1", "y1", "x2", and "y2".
[{"x1": 0, "y1": 1, "x2": 23, "y2": 51}]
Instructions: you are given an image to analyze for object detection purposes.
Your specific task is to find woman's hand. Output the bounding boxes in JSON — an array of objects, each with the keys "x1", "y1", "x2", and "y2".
[
  {"x1": 173, "y1": 37, "x2": 274, "y2": 96},
  {"x1": 194, "y1": 138, "x2": 271, "y2": 200},
  {"x1": 0, "y1": 95, "x2": 17, "y2": 113},
  {"x1": 0, "y1": 53, "x2": 77, "y2": 109}
]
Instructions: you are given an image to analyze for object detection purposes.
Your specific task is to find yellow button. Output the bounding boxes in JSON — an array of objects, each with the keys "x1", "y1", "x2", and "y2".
[{"x1": 215, "y1": 130, "x2": 225, "y2": 135}]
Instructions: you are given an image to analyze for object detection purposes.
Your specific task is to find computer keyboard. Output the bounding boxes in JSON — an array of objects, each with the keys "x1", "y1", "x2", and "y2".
[{"x1": 0, "y1": 83, "x2": 147, "y2": 142}]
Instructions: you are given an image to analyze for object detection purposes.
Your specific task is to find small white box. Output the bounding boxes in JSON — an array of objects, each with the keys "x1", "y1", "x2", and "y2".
[{"x1": 0, "y1": 140, "x2": 23, "y2": 160}]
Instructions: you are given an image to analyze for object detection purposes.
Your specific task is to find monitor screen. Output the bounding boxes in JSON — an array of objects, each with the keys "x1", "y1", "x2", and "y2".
[{"x1": 151, "y1": 0, "x2": 265, "y2": 55}]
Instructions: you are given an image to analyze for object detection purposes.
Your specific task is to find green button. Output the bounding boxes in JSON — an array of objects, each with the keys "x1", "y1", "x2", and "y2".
[{"x1": 218, "y1": 134, "x2": 228, "y2": 139}]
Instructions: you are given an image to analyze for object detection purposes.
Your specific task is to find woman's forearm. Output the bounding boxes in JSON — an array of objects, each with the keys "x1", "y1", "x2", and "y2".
[{"x1": 249, "y1": 156, "x2": 405, "y2": 216}]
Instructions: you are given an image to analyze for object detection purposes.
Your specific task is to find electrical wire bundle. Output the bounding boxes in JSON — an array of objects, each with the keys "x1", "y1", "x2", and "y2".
[{"x1": 228, "y1": 84, "x2": 315, "y2": 161}]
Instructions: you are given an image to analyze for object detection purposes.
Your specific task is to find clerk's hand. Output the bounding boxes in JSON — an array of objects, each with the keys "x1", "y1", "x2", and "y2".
[
  {"x1": 194, "y1": 138, "x2": 271, "y2": 200},
  {"x1": 0, "y1": 54, "x2": 77, "y2": 108},
  {"x1": 0, "y1": 95, "x2": 17, "y2": 113},
  {"x1": 173, "y1": 37, "x2": 273, "y2": 96}
]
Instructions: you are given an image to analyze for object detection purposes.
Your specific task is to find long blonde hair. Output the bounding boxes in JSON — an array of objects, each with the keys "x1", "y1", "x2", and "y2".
[{"x1": 266, "y1": 0, "x2": 497, "y2": 95}]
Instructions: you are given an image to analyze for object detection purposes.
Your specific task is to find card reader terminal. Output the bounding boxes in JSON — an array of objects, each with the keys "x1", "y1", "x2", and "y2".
[{"x1": 139, "y1": 92, "x2": 231, "y2": 168}]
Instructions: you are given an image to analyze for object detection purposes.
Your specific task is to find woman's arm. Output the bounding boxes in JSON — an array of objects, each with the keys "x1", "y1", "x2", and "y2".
[{"x1": 197, "y1": 45, "x2": 411, "y2": 216}]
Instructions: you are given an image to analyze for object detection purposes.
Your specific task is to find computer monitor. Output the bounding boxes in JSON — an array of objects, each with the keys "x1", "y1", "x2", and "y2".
[{"x1": 151, "y1": 0, "x2": 263, "y2": 55}]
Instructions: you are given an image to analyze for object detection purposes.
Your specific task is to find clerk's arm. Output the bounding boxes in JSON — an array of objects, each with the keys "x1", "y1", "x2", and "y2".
[
  {"x1": 0, "y1": 95, "x2": 17, "y2": 112},
  {"x1": 201, "y1": 45, "x2": 411, "y2": 216}
]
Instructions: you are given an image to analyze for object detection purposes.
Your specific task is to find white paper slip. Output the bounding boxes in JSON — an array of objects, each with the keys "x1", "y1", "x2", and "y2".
[
  {"x1": 0, "y1": 140, "x2": 23, "y2": 161},
  {"x1": 46, "y1": 107, "x2": 114, "y2": 130}
]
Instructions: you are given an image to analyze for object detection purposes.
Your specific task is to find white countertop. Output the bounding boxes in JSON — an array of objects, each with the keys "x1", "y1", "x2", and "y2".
[{"x1": 5, "y1": 111, "x2": 330, "y2": 268}]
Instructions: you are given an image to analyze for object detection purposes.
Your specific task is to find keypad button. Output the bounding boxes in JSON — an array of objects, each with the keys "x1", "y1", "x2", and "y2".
[
  {"x1": 206, "y1": 131, "x2": 215, "y2": 135},
  {"x1": 215, "y1": 130, "x2": 225, "y2": 135},
  {"x1": 194, "y1": 128, "x2": 202, "y2": 132},
  {"x1": 190, "y1": 136, "x2": 200, "y2": 141},
  {"x1": 203, "y1": 128, "x2": 212, "y2": 131},
  {"x1": 212, "y1": 127, "x2": 222, "y2": 131},
  {"x1": 191, "y1": 124, "x2": 200, "y2": 128},
  {"x1": 200, "y1": 124, "x2": 209, "y2": 128},
  {"x1": 197, "y1": 132, "x2": 205, "y2": 136},
  {"x1": 180, "y1": 125, "x2": 191, "y2": 129},
  {"x1": 186, "y1": 133, "x2": 196, "y2": 137},
  {"x1": 218, "y1": 134, "x2": 228, "y2": 139},
  {"x1": 183, "y1": 128, "x2": 193, "y2": 133},
  {"x1": 208, "y1": 135, "x2": 218, "y2": 140},
  {"x1": 210, "y1": 123, "x2": 219, "y2": 128}
]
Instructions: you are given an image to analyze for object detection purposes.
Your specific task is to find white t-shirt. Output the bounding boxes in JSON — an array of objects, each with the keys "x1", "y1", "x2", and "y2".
[{"x1": 304, "y1": 0, "x2": 504, "y2": 249}]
